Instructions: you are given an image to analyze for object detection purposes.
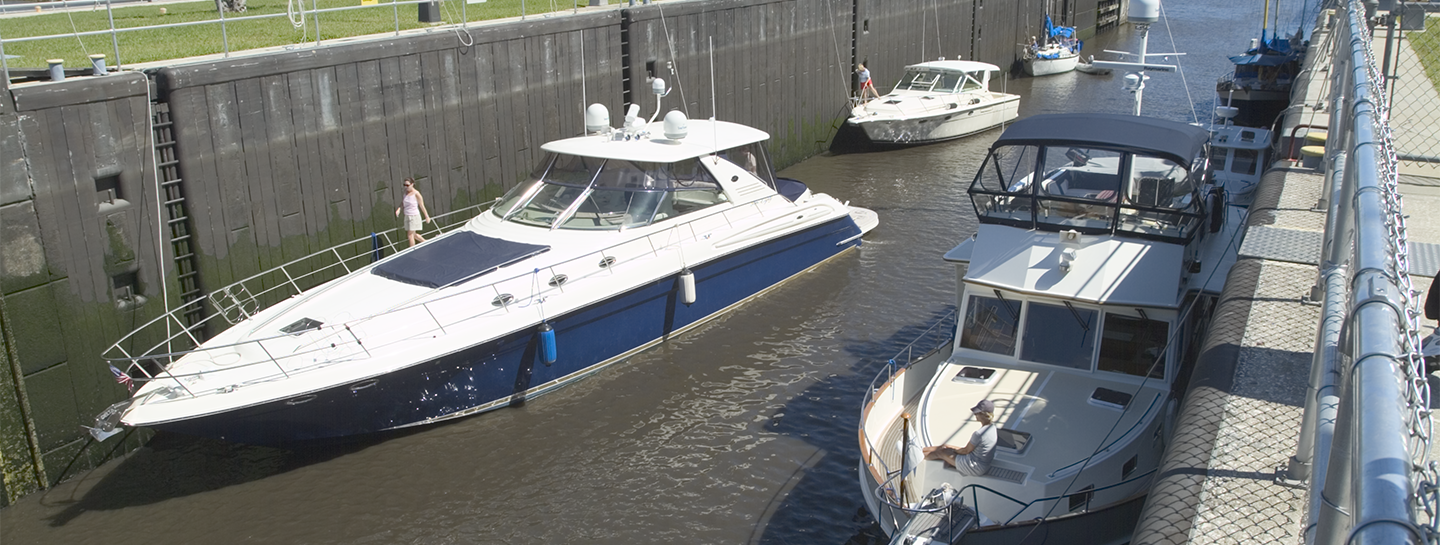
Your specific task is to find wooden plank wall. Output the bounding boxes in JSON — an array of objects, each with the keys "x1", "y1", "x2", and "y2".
[
  {"x1": 0, "y1": 72, "x2": 163, "y2": 501},
  {"x1": 159, "y1": 12, "x2": 623, "y2": 295}
]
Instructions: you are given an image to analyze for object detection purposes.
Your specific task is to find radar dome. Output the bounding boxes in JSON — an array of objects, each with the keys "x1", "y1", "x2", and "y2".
[
  {"x1": 663, "y1": 110, "x2": 689, "y2": 140},
  {"x1": 1130, "y1": 0, "x2": 1160, "y2": 24},
  {"x1": 585, "y1": 104, "x2": 611, "y2": 134}
]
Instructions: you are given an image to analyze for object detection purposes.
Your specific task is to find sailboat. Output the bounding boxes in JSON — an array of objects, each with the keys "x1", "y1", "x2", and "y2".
[
  {"x1": 1023, "y1": 14, "x2": 1081, "y2": 77},
  {"x1": 1214, "y1": 0, "x2": 1307, "y2": 127}
]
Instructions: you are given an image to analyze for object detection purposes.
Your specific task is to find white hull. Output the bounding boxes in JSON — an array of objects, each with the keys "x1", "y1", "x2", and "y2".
[
  {"x1": 1024, "y1": 53, "x2": 1079, "y2": 76},
  {"x1": 849, "y1": 94, "x2": 1020, "y2": 145}
]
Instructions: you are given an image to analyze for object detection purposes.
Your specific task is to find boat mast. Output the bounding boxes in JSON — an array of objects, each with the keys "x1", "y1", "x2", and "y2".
[{"x1": 1090, "y1": 0, "x2": 1179, "y2": 116}]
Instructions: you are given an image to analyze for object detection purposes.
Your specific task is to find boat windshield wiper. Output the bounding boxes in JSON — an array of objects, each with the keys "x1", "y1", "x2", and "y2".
[
  {"x1": 993, "y1": 290, "x2": 1020, "y2": 321},
  {"x1": 1062, "y1": 300, "x2": 1091, "y2": 333}
]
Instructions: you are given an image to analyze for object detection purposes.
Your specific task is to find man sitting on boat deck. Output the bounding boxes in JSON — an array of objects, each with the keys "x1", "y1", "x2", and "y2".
[{"x1": 922, "y1": 399, "x2": 998, "y2": 476}]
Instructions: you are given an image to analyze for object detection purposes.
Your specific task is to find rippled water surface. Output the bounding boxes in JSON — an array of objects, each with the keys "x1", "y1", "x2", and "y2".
[{"x1": 1, "y1": 3, "x2": 1293, "y2": 543}]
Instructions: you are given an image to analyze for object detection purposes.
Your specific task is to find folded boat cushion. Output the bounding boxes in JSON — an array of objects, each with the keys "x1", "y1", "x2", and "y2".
[{"x1": 372, "y1": 232, "x2": 550, "y2": 288}]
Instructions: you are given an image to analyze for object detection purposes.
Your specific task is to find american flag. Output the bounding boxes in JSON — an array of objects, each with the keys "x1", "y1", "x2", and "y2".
[{"x1": 110, "y1": 365, "x2": 134, "y2": 392}]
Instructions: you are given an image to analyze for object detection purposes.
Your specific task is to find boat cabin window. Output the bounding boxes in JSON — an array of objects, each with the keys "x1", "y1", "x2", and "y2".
[
  {"x1": 969, "y1": 143, "x2": 1205, "y2": 243},
  {"x1": 968, "y1": 144, "x2": 1041, "y2": 226},
  {"x1": 718, "y1": 142, "x2": 777, "y2": 189},
  {"x1": 959, "y1": 291, "x2": 1172, "y2": 380},
  {"x1": 493, "y1": 154, "x2": 724, "y2": 230},
  {"x1": 960, "y1": 294, "x2": 1020, "y2": 356},
  {"x1": 1097, "y1": 313, "x2": 1168, "y2": 379},
  {"x1": 1020, "y1": 302, "x2": 1097, "y2": 370},
  {"x1": 1210, "y1": 145, "x2": 1259, "y2": 177},
  {"x1": 897, "y1": 69, "x2": 944, "y2": 92},
  {"x1": 960, "y1": 71, "x2": 986, "y2": 92}
]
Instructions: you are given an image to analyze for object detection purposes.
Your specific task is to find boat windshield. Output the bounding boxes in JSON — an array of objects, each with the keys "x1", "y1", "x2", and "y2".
[
  {"x1": 959, "y1": 291, "x2": 1169, "y2": 380},
  {"x1": 493, "y1": 153, "x2": 726, "y2": 230},
  {"x1": 968, "y1": 143, "x2": 1205, "y2": 243},
  {"x1": 895, "y1": 68, "x2": 967, "y2": 93}
]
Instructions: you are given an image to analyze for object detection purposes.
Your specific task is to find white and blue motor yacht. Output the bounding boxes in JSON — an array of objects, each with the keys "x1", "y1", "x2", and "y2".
[{"x1": 96, "y1": 88, "x2": 878, "y2": 445}]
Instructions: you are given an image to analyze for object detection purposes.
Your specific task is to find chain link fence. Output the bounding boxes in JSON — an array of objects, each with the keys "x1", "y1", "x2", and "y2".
[{"x1": 1382, "y1": 9, "x2": 1440, "y2": 180}]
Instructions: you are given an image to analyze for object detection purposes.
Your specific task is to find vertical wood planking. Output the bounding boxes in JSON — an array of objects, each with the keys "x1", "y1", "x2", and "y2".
[{"x1": 232, "y1": 78, "x2": 279, "y2": 289}]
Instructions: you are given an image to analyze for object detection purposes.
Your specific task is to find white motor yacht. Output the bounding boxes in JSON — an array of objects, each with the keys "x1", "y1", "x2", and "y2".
[
  {"x1": 847, "y1": 60, "x2": 1020, "y2": 146},
  {"x1": 94, "y1": 84, "x2": 879, "y2": 445},
  {"x1": 857, "y1": 112, "x2": 1251, "y2": 544}
]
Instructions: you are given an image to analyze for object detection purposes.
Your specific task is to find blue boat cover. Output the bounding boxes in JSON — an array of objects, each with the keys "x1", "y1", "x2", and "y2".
[
  {"x1": 372, "y1": 232, "x2": 550, "y2": 288},
  {"x1": 1045, "y1": 15, "x2": 1076, "y2": 39},
  {"x1": 993, "y1": 113, "x2": 1211, "y2": 168}
]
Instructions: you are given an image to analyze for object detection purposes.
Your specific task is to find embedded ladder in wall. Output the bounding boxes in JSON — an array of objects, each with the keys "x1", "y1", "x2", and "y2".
[{"x1": 151, "y1": 102, "x2": 207, "y2": 334}]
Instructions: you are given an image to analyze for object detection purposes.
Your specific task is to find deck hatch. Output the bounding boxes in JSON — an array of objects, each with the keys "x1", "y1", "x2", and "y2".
[
  {"x1": 280, "y1": 317, "x2": 323, "y2": 335},
  {"x1": 1089, "y1": 387, "x2": 1132, "y2": 410},
  {"x1": 996, "y1": 428, "x2": 1032, "y2": 455},
  {"x1": 952, "y1": 366, "x2": 996, "y2": 383},
  {"x1": 372, "y1": 232, "x2": 550, "y2": 288}
]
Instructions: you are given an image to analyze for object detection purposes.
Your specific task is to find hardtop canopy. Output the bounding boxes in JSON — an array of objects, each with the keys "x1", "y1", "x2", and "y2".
[{"x1": 993, "y1": 113, "x2": 1210, "y2": 167}]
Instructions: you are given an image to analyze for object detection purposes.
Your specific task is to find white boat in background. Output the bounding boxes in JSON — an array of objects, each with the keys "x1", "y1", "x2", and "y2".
[
  {"x1": 93, "y1": 81, "x2": 878, "y2": 446},
  {"x1": 1208, "y1": 105, "x2": 1273, "y2": 198},
  {"x1": 1075, "y1": 56, "x2": 1112, "y2": 76},
  {"x1": 1022, "y1": 15, "x2": 1081, "y2": 77},
  {"x1": 847, "y1": 60, "x2": 1021, "y2": 146}
]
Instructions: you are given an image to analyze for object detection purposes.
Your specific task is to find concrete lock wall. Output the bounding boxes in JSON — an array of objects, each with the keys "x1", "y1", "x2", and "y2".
[{"x1": 0, "y1": 0, "x2": 1101, "y2": 505}]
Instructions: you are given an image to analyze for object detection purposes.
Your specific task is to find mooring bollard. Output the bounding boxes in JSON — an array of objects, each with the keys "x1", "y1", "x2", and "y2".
[
  {"x1": 90, "y1": 54, "x2": 107, "y2": 76},
  {"x1": 47, "y1": 59, "x2": 64, "y2": 81}
]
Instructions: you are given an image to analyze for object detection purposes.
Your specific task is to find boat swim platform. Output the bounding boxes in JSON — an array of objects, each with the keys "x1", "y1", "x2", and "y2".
[{"x1": 1131, "y1": 12, "x2": 1440, "y2": 544}]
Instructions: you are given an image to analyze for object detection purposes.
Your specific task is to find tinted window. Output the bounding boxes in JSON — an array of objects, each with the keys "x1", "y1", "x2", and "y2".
[
  {"x1": 1020, "y1": 302, "x2": 1096, "y2": 370},
  {"x1": 1097, "y1": 313, "x2": 1168, "y2": 379},
  {"x1": 961, "y1": 294, "x2": 1021, "y2": 356}
]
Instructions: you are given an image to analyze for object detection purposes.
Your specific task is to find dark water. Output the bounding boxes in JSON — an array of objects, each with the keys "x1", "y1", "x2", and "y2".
[{"x1": 1, "y1": 3, "x2": 1302, "y2": 544}]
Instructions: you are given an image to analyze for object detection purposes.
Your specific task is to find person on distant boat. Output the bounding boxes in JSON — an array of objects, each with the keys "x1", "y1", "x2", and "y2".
[
  {"x1": 395, "y1": 177, "x2": 432, "y2": 247},
  {"x1": 857, "y1": 62, "x2": 881, "y2": 102},
  {"x1": 923, "y1": 399, "x2": 998, "y2": 476}
]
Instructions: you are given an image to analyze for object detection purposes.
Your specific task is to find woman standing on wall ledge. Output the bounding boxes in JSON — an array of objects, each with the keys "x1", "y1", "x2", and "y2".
[{"x1": 395, "y1": 177, "x2": 432, "y2": 247}]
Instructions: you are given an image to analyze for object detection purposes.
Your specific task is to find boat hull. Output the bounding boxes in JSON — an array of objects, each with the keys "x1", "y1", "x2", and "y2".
[
  {"x1": 849, "y1": 98, "x2": 1020, "y2": 146},
  {"x1": 1024, "y1": 54, "x2": 1079, "y2": 76},
  {"x1": 146, "y1": 216, "x2": 864, "y2": 445}
]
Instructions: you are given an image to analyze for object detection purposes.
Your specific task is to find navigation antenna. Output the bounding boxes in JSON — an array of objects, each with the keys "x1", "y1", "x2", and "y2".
[
  {"x1": 710, "y1": 37, "x2": 718, "y2": 161},
  {"x1": 1090, "y1": 0, "x2": 1185, "y2": 115}
]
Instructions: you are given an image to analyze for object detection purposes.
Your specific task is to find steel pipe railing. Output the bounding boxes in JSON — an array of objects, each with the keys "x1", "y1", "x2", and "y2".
[{"x1": 1305, "y1": 1, "x2": 1432, "y2": 543}]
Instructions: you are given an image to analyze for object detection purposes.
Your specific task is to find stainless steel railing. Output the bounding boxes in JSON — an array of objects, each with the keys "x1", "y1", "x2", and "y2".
[
  {"x1": 1300, "y1": 2, "x2": 1434, "y2": 542},
  {"x1": 103, "y1": 194, "x2": 798, "y2": 398}
]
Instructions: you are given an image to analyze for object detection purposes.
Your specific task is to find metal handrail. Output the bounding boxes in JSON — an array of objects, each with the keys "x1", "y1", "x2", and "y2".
[
  {"x1": 1304, "y1": 2, "x2": 1431, "y2": 543},
  {"x1": 0, "y1": 0, "x2": 558, "y2": 79},
  {"x1": 104, "y1": 194, "x2": 804, "y2": 397},
  {"x1": 860, "y1": 308, "x2": 958, "y2": 413}
]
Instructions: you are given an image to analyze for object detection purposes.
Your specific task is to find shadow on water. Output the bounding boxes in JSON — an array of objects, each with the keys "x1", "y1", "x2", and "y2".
[
  {"x1": 37, "y1": 426, "x2": 429, "y2": 527},
  {"x1": 747, "y1": 306, "x2": 957, "y2": 545}
]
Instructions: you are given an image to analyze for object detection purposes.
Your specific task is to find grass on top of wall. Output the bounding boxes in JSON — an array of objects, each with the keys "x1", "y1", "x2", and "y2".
[
  {"x1": 1408, "y1": 17, "x2": 1440, "y2": 91},
  {"x1": 0, "y1": 0, "x2": 579, "y2": 68}
]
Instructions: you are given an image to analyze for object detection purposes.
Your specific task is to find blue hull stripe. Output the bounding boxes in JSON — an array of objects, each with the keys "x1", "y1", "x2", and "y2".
[{"x1": 157, "y1": 217, "x2": 863, "y2": 444}]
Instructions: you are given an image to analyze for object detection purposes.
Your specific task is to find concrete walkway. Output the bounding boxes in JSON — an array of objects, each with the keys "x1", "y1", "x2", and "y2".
[{"x1": 1134, "y1": 11, "x2": 1440, "y2": 544}]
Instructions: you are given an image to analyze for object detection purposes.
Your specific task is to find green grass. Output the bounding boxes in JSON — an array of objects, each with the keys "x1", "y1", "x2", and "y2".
[
  {"x1": 0, "y1": 0, "x2": 580, "y2": 68},
  {"x1": 1409, "y1": 17, "x2": 1440, "y2": 91}
]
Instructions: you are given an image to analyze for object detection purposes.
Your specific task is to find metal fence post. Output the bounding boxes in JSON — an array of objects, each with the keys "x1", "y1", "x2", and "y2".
[{"x1": 106, "y1": 0, "x2": 122, "y2": 70}]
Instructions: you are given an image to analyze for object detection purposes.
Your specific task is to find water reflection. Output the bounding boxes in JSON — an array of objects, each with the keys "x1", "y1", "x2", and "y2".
[{"x1": 0, "y1": 4, "x2": 1267, "y2": 543}]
